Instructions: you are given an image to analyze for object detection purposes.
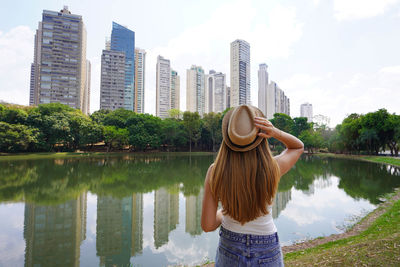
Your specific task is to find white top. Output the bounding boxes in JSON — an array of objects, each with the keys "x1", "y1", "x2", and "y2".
[{"x1": 221, "y1": 205, "x2": 277, "y2": 235}]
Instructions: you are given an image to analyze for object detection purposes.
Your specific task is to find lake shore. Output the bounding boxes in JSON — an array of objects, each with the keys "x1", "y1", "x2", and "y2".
[
  {"x1": 200, "y1": 154, "x2": 400, "y2": 267},
  {"x1": 0, "y1": 151, "x2": 216, "y2": 161}
]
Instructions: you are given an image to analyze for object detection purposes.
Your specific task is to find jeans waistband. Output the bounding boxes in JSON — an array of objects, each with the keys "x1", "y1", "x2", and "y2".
[{"x1": 219, "y1": 226, "x2": 279, "y2": 245}]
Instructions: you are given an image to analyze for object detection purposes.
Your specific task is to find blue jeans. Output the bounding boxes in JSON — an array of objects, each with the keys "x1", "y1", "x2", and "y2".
[{"x1": 215, "y1": 226, "x2": 284, "y2": 267}]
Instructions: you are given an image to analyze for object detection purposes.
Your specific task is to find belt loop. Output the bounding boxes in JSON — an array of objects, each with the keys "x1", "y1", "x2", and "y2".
[{"x1": 246, "y1": 234, "x2": 250, "y2": 246}]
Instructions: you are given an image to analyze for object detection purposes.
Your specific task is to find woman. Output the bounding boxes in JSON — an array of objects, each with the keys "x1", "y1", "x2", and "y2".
[{"x1": 201, "y1": 105, "x2": 304, "y2": 266}]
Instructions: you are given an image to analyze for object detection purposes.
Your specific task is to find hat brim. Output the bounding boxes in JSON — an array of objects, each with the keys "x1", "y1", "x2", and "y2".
[{"x1": 222, "y1": 106, "x2": 265, "y2": 152}]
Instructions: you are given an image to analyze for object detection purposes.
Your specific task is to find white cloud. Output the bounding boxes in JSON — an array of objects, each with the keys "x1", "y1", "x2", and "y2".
[
  {"x1": 279, "y1": 66, "x2": 400, "y2": 126},
  {"x1": 144, "y1": 0, "x2": 303, "y2": 115},
  {"x1": 0, "y1": 26, "x2": 34, "y2": 105},
  {"x1": 334, "y1": 0, "x2": 399, "y2": 21}
]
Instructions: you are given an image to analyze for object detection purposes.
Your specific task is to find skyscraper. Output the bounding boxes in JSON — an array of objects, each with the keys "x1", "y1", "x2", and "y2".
[
  {"x1": 205, "y1": 70, "x2": 226, "y2": 113},
  {"x1": 83, "y1": 60, "x2": 91, "y2": 114},
  {"x1": 134, "y1": 48, "x2": 146, "y2": 113},
  {"x1": 156, "y1": 56, "x2": 171, "y2": 118},
  {"x1": 186, "y1": 65, "x2": 205, "y2": 116},
  {"x1": 29, "y1": 6, "x2": 89, "y2": 114},
  {"x1": 110, "y1": 22, "x2": 135, "y2": 111},
  {"x1": 230, "y1": 39, "x2": 250, "y2": 107},
  {"x1": 266, "y1": 81, "x2": 290, "y2": 119},
  {"x1": 170, "y1": 69, "x2": 180, "y2": 110},
  {"x1": 100, "y1": 49, "x2": 126, "y2": 110},
  {"x1": 258, "y1": 64, "x2": 269, "y2": 116},
  {"x1": 300, "y1": 103, "x2": 313, "y2": 122}
]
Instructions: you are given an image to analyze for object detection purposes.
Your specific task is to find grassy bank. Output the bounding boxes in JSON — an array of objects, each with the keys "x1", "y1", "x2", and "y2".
[
  {"x1": 0, "y1": 151, "x2": 216, "y2": 161},
  {"x1": 318, "y1": 153, "x2": 400, "y2": 167},
  {"x1": 284, "y1": 190, "x2": 400, "y2": 266},
  {"x1": 283, "y1": 154, "x2": 400, "y2": 266}
]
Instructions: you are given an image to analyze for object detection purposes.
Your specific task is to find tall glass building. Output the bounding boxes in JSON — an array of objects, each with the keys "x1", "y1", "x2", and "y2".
[{"x1": 111, "y1": 22, "x2": 135, "y2": 111}]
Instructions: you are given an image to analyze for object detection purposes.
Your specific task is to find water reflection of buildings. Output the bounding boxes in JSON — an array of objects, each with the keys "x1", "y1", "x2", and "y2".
[
  {"x1": 24, "y1": 193, "x2": 87, "y2": 267},
  {"x1": 272, "y1": 190, "x2": 291, "y2": 219},
  {"x1": 185, "y1": 188, "x2": 203, "y2": 236},
  {"x1": 154, "y1": 187, "x2": 179, "y2": 248},
  {"x1": 96, "y1": 193, "x2": 143, "y2": 267}
]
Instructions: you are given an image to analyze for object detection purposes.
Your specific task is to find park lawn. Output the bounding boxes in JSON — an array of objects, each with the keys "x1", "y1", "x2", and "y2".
[
  {"x1": 318, "y1": 153, "x2": 400, "y2": 167},
  {"x1": 284, "y1": 197, "x2": 400, "y2": 266},
  {"x1": 362, "y1": 156, "x2": 400, "y2": 167}
]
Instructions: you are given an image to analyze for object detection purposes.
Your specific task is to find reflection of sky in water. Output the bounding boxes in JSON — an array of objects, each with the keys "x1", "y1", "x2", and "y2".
[
  {"x1": 276, "y1": 176, "x2": 375, "y2": 246},
  {"x1": 1, "y1": 156, "x2": 399, "y2": 267},
  {"x1": 0, "y1": 203, "x2": 25, "y2": 267}
]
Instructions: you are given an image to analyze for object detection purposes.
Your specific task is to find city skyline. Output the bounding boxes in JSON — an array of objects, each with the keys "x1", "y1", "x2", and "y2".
[{"x1": 1, "y1": 0, "x2": 400, "y2": 126}]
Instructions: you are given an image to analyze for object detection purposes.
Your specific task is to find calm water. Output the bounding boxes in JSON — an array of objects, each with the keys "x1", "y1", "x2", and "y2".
[{"x1": 0, "y1": 154, "x2": 399, "y2": 267}]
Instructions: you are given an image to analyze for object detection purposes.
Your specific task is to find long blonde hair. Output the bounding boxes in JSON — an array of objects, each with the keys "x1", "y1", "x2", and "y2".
[{"x1": 210, "y1": 139, "x2": 280, "y2": 224}]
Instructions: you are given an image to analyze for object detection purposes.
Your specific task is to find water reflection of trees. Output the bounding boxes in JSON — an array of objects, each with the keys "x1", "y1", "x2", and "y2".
[
  {"x1": 1, "y1": 154, "x2": 399, "y2": 205},
  {"x1": 0, "y1": 155, "x2": 212, "y2": 204},
  {"x1": 280, "y1": 156, "x2": 400, "y2": 204}
]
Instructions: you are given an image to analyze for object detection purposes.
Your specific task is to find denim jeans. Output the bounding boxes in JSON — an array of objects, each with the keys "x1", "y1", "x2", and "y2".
[{"x1": 215, "y1": 226, "x2": 284, "y2": 267}]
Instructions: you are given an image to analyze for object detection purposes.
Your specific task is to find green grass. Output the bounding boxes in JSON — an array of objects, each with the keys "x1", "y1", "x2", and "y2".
[
  {"x1": 284, "y1": 195, "x2": 400, "y2": 266},
  {"x1": 362, "y1": 156, "x2": 400, "y2": 167},
  {"x1": 0, "y1": 151, "x2": 215, "y2": 161}
]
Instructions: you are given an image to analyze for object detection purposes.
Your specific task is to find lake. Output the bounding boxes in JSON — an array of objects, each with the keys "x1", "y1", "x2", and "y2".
[{"x1": 0, "y1": 154, "x2": 399, "y2": 266}]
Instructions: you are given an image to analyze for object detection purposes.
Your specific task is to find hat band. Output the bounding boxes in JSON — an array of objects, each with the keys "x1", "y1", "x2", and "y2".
[{"x1": 227, "y1": 134, "x2": 259, "y2": 149}]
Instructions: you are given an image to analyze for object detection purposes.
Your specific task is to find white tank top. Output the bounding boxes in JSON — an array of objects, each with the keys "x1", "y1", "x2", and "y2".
[{"x1": 221, "y1": 205, "x2": 277, "y2": 235}]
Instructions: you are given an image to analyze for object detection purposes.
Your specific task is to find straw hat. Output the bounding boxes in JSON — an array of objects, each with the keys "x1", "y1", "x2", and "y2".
[{"x1": 222, "y1": 105, "x2": 265, "y2": 152}]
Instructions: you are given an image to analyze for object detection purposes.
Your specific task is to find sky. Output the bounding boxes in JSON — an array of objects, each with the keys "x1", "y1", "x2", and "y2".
[{"x1": 0, "y1": 0, "x2": 400, "y2": 126}]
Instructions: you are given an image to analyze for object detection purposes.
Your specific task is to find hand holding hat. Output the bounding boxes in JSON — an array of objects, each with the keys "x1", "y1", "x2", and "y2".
[{"x1": 254, "y1": 117, "x2": 280, "y2": 139}]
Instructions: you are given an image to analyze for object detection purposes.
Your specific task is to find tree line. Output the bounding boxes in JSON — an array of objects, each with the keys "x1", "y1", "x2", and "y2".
[
  {"x1": 328, "y1": 109, "x2": 400, "y2": 156},
  {"x1": 0, "y1": 103, "x2": 398, "y2": 155}
]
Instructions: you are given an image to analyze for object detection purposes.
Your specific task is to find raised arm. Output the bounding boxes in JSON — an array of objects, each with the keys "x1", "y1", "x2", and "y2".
[
  {"x1": 254, "y1": 117, "x2": 304, "y2": 176},
  {"x1": 201, "y1": 164, "x2": 223, "y2": 232}
]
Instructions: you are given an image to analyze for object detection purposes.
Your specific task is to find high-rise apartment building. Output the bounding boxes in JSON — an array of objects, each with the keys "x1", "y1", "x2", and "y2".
[
  {"x1": 134, "y1": 48, "x2": 146, "y2": 113},
  {"x1": 266, "y1": 81, "x2": 290, "y2": 119},
  {"x1": 83, "y1": 60, "x2": 91, "y2": 114},
  {"x1": 100, "y1": 49, "x2": 126, "y2": 110},
  {"x1": 226, "y1": 86, "x2": 231, "y2": 109},
  {"x1": 100, "y1": 22, "x2": 135, "y2": 111},
  {"x1": 156, "y1": 56, "x2": 171, "y2": 118},
  {"x1": 300, "y1": 103, "x2": 313, "y2": 123},
  {"x1": 186, "y1": 65, "x2": 205, "y2": 116},
  {"x1": 230, "y1": 39, "x2": 250, "y2": 107},
  {"x1": 29, "y1": 7, "x2": 89, "y2": 114},
  {"x1": 170, "y1": 70, "x2": 180, "y2": 110},
  {"x1": 258, "y1": 64, "x2": 269, "y2": 116},
  {"x1": 205, "y1": 70, "x2": 226, "y2": 113}
]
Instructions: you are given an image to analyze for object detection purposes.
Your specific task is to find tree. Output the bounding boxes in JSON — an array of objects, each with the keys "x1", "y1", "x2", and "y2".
[
  {"x1": 183, "y1": 111, "x2": 201, "y2": 152},
  {"x1": 292, "y1": 117, "x2": 311, "y2": 137},
  {"x1": 103, "y1": 109, "x2": 134, "y2": 128},
  {"x1": 203, "y1": 112, "x2": 222, "y2": 151},
  {"x1": 168, "y1": 109, "x2": 182, "y2": 120},
  {"x1": 104, "y1": 126, "x2": 129, "y2": 151},
  {"x1": 90, "y1": 109, "x2": 111, "y2": 124},
  {"x1": 0, "y1": 122, "x2": 39, "y2": 152},
  {"x1": 384, "y1": 114, "x2": 400, "y2": 156}
]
